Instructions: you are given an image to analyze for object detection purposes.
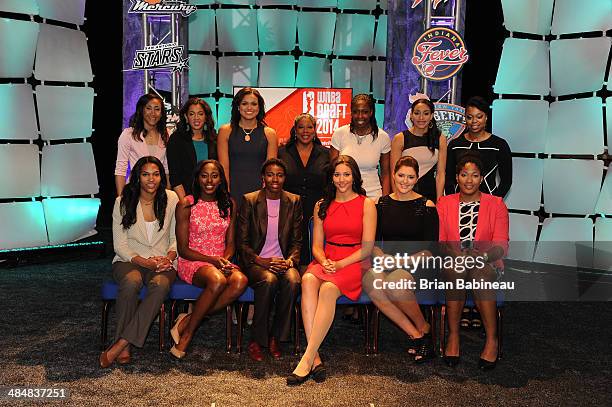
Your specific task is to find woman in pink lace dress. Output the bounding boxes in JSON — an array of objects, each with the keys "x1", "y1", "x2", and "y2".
[{"x1": 170, "y1": 160, "x2": 248, "y2": 358}]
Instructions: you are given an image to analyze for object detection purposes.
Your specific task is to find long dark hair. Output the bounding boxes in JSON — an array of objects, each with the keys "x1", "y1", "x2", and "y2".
[
  {"x1": 286, "y1": 113, "x2": 322, "y2": 148},
  {"x1": 410, "y1": 98, "x2": 440, "y2": 153},
  {"x1": 176, "y1": 97, "x2": 217, "y2": 144},
  {"x1": 129, "y1": 93, "x2": 169, "y2": 145},
  {"x1": 230, "y1": 87, "x2": 266, "y2": 128},
  {"x1": 318, "y1": 155, "x2": 365, "y2": 220},
  {"x1": 120, "y1": 156, "x2": 168, "y2": 231},
  {"x1": 191, "y1": 159, "x2": 232, "y2": 219},
  {"x1": 350, "y1": 94, "x2": 379, "y2": 141}
]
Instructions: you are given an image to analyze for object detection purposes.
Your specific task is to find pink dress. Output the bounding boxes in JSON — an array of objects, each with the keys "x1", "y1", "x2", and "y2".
[
  {"x1": 306, "y1": 195, "x2": 368, "y2": 300},
  {"x1": 178, "y1": 196, "x2": 231, "y2": 284}
]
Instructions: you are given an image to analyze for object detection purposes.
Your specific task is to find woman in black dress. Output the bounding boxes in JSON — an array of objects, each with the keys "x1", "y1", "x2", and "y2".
[
  {"x1": 363, "y1": 155, "x2": 438, "y2": 362},
  {"x1": 278, "y1": 113, "x2": 330, "y2": 268}
]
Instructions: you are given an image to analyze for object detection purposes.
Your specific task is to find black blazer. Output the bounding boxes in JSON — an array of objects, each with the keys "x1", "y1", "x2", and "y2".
[
  {"x1": 237, "y1": 189, "x2": 303, "y2": 268},
  {"x1": 167, "y1": 130, "x2": 217, "y2": 196}
]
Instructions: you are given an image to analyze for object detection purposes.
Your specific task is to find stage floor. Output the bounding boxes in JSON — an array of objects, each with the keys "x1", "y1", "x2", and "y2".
[{"x1": 1, "y1": 258, "x2": 610, "y2": 406}]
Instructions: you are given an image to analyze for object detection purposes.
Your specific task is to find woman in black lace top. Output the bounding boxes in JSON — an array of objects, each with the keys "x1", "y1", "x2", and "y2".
[{"x1": 363, "y1": 156, "x2": 439, "y2": 362}]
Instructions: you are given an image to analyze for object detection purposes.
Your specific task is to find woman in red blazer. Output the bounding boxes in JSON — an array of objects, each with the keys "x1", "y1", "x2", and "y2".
[{"x1": 437, "y1": 153, "x2": 509, "y2": 370}]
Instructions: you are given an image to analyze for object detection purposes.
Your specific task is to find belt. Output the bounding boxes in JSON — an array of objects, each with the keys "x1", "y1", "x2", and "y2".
[{"x1": 327, "y1": 240, "x2": 360, "y2": 247}]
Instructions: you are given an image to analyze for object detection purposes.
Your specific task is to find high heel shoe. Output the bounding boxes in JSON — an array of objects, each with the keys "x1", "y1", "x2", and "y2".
[
  {"x1": 169, "y1": 345, "x2": 186, "y2": 359},
  {"x1": 413, "y1": 333, "x2": 435, "y2": 364},
  {"x1": 443, "y1": 355, "x2": 460, "y2": 367},
  {"x1": 170, "y1": 313, "x2": 189, "y2": 345},
  {"x1": 478, "y1": 357, "x2": 497, "y2": 371},
  {"x1": 286, "y1": 370, "x2": 311, "y2": 386},
  {"x1": 311, "y1": 363, "x2": 326, "y2": 383}
]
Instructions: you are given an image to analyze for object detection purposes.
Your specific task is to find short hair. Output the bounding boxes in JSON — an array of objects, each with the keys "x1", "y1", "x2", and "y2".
[
  {"x1": 465, "y1": 96, "x2": 490, "y2": 116},
  {"x1": 261, "y1": 157, "x2": 287, "y2": 175},
  {"x1": 456, "y1": 152, "x2": 484, "y2": 174}
]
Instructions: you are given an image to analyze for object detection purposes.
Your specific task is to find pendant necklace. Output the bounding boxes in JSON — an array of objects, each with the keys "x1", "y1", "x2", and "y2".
[{"x1": 241, "y1": 127, "x2": 255, "y2": 142}]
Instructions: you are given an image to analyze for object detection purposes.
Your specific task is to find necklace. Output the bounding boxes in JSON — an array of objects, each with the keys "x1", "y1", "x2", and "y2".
[
  {"x1": 241, "y1": 126, "x2": 255, "y2": 142},
  {"x1": 140, "y1": 199, "x2": 154, "y2": 206}
]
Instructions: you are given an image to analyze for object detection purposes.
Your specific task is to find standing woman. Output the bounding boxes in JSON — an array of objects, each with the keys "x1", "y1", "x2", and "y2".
[
  {"x1": 115, "y1": 94, "x2": 170, "y2": 196},
  {"x1": 437, "y1": 153, "x2": 509, "y2": 370},
  {"x1": 170, "y1": 160, "x2": 248, "y2": 358},
  {"x1": 167, "y1": 97, "x2": 217, "y2": 200},
  {"x1": 362, "y1": 156, "x2": 438, "y2": 362},
  {"x1": 329, "y1": 94, "x2": 391, "y2": 201},
  {"x1": 100, "y1": 156, "x2": 179, "y2": 368},
  {"x1": 287, "y1": 155, "x2": 377, "y2": 385},
  {"x1": 279, "y1": 113, "x2": 330, "y2": 269},
  {"x1": 445, "y1": 96, "x2": 512, "y2": 198},
  {"x1": 217, "y1": 87, "x2": 278, "y2": 200},
  {"x1": 390, "y1": 98, "x2": 447, "y2": 202}
]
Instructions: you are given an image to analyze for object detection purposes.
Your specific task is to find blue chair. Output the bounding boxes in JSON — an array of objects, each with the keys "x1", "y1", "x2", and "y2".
[
  {"x1": 370, "y1": 288, "x2": 439, "y2": 355},
  {"x1": 439, "y1": 292, "x2": 505, "y2": 358},
  {"x1": 100, "y1": 281, "x2": 166, "y2": 352},
  {"x1": 168, "y1": 280, "x2": 245, "y2": 354}
]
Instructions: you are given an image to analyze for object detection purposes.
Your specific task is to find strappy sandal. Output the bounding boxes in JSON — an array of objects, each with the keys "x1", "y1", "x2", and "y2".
[
  {"x1": 460, "y1": 307, "x2": 471, "y2": 328},
  {"x1": 413, "y1": 333, "x2": 435, "y2": 364},
  {"x1": 471, "y1": 308, "x2": 482, "y2": 329}
]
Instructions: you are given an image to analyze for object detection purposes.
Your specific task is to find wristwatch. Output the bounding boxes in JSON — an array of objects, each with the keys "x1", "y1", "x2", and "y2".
[{"x1": 482, "y1": 251, "x2": 489, "y2": 263}]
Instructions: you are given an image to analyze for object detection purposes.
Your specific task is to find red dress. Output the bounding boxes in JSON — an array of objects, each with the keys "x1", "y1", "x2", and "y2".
[{"x1": 306, "y1": 195, "x2": 368, "y2": 300}]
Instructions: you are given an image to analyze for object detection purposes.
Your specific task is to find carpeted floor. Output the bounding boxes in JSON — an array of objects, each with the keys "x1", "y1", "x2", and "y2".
[{"x1": 0, "y1": 256, "x2": 611, "y2": 406}]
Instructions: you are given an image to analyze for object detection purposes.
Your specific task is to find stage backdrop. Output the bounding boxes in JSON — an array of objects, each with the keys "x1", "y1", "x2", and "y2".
[
  {"x1": 0, "y1": 1, "x2": 100, "y2": 251},
  {"x1": 187, "y1": 0, "x2": 388, "y2": 135},
  {"x1": 493, "y1": 0, "x2": 612, "y2": 269}
]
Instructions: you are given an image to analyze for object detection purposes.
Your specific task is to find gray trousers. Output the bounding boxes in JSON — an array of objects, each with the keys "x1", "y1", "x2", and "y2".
[{"x1": 112, "y1": 261, "x2": 176, "y2": 347}]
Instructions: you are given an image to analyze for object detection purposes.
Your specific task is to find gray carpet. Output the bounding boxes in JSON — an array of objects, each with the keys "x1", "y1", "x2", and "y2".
[{"x1": 0, "y1": 257, "x2": 611, "y2": 406}]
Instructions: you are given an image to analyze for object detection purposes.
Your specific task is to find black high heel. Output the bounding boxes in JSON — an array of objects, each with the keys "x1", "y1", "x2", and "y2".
[
  {"x1": 443, "y1": 355, "x2": 460, "y2": 367},
  {"x1": 478, "y1": 357, "x2": 497, "y2": 371},
  {"x1": 287, "y1": 368, "x2": 311, "y2": 386},
  {"x1": 413, "y1": 333, "x2": 435, "y2": 364},
  {"x1": 311, "y1": 363, "x2": 326, "y2": 383}
]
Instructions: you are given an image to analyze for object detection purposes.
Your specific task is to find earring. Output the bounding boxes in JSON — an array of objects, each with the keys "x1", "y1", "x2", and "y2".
[{"x1": 428, "y1": 122, "x2": 434, "y2": 129}]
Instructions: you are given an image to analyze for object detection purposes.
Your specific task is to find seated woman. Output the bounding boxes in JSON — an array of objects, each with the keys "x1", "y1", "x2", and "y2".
[
  {"x1": 437, "y1": 153, "x2": 509, "y2": 370},
  {"x1": 100, "y1": 156, "x2": 179, "y2": 368},
  {"x1": 363, "y1": 156, "x2": 438, "y2": 362},
  {"x1": 170, "y1": 160, "x2": 248, "y2": 359},
  {"x1": 287, "y1": 155, "x2": 377, "y2": 385},
  {"x1": 237, "y1": 158, "x2": 302, "y2": 361}
]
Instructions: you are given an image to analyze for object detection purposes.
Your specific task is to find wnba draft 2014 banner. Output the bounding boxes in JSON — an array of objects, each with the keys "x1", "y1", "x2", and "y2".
[{"x1": 236, "y1": 88, "x2": 352, "y2": 146}]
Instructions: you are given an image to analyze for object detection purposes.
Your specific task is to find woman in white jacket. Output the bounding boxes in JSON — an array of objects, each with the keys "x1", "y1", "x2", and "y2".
[{"x1": 100, "y1": 156, "x2": 179, "y2": 368}]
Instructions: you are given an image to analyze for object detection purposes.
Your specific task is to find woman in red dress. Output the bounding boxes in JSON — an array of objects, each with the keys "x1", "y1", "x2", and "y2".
[{"x1": 287, "y1": 155, "x2": 377, "y2": 385}]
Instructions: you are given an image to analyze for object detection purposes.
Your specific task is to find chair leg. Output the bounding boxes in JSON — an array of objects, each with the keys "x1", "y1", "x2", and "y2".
[
  {"x1": 159, "y1": 303, "x2": 165, "y2": 352},
  {"x1": 439, "y1": 305, "x2": 446, "y2": 356},
  {"x1": 362, "y1": 305, "x2": 371, "y2": 355},
  {"x1": 429, "y1": 306, "x2": 437, "y2": 356},
  {"x1": 372, "y1": 307, "x2": 380, "y2": 355},
  {"x1": 294, "y1": 303, "x2": 301, "y2": 355},
  {"x1": 497, "y1": 308, "x2": 503, "y2": 360},
  {"x1": 225, "y1": 305, "x2": 232, "y2": 353},
  {"x1": 235, "y1": 303, "x2": 245, "y2": 354},
  {"x1": 101, "y1": 301, "x2": 111, "y2": 350}
]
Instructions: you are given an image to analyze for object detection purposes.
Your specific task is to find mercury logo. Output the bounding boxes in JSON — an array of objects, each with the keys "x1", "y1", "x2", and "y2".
[
  {"x1": 411, "y1": 27, "x2": 469, "y2": 81},
  {"x1": 128, "y1": 0, "x2": 197, "y2": 17}
]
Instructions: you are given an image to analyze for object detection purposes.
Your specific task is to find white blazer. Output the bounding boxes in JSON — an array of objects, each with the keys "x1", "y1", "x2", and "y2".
[
  {"x1": 112, "y1": 189, "x2": 179, "y2": 265},
  {"x1": 114, "y1": 127, "x2": 169, "y2": 178}
]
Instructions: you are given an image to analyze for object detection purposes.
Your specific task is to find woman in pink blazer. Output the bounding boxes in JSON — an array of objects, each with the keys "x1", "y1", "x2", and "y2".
[
  {"x1": 115, "y1": 94, "x2": 170, "y2": 196},
  {"x1": 437, "y1": 153, "x2": 508, "y2": 370}
]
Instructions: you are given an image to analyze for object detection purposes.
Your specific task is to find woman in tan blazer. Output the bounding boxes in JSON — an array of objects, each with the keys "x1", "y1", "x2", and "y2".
[{"x1": 100, "y1": 156, "x2": 179, "y2": 368}]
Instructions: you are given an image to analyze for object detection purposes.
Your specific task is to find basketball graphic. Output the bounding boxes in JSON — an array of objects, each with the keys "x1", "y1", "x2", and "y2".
[{"x1": 144, "y1": 0, "x2": 162, "y2": 4}]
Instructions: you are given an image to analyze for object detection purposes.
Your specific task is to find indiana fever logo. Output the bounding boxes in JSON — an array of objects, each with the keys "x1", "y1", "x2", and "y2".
[
  {"x1": 411, "y1": 27, "x2": 469, "y2": 81},
  {"x1": 128, "y1": 0, "x2": 197, "y2": 17}
]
